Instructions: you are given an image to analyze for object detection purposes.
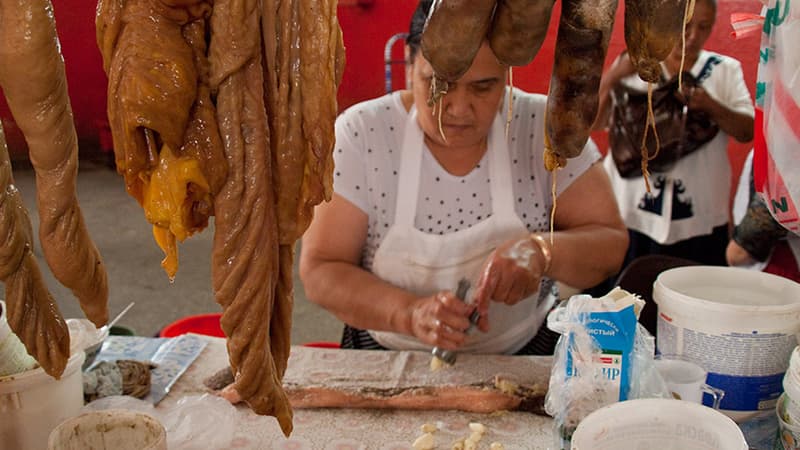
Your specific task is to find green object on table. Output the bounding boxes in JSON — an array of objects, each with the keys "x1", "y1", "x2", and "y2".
[{"x1": 110, "y1": 325, "x2": 136, "y2": 336}]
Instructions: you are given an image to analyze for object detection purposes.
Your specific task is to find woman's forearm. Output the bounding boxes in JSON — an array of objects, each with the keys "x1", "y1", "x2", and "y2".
[
  {"x1": 301, "y1": 261, "x2": 418, "y2": 334},
  {"x1": 707, "y1": 101, "x2": 754, "y2": 143},
  {"x1": 545, "y1": 224, "x2": 628, "y2": 289}
]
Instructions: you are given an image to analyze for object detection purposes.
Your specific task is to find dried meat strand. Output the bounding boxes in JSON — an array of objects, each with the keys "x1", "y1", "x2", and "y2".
[
  {"x1": 296, "y1": 0, "x2": 341, "y2": 236},
  {"x1": 0, "y1": 124, "x2": 70, "y2": 378},
  {"x1": 0, "y1": 0, "x2": 109, "y2": 327},
  {"x1": 209, "y1": 0, "x2": 292, "y2": 436}
]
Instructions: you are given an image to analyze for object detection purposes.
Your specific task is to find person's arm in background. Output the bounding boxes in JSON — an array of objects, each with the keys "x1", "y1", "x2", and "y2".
[
  {"x1": 680, "y1": 58, "x2": 754, "y2": 143},
  {"x1": 472, "y1": 163, "x2": 628, "y2": 331},
  {"x1": 592, "y1": 51, "x2": 637, "y2": 131},
  {"x1": 727, "y1": 189, "x2": 787, "y2": 266},
  {"x1": 680, "y1": 85, "x2": 754, "y2": 142}
]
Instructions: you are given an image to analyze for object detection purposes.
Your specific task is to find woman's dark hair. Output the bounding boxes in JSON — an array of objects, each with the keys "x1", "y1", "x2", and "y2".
[{"x1": 406, "y1": 0, "x2": 433, "y2": 62}]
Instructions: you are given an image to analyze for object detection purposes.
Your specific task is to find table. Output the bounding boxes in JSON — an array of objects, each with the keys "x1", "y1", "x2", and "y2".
[{"x1": 160, "y1": 336, "x2": 555, "y2": 449}]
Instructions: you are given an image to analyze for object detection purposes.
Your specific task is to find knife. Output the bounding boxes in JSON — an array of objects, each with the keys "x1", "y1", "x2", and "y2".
[{"x1": 431, "y1": 278, "x2": 478, "y2": 366}]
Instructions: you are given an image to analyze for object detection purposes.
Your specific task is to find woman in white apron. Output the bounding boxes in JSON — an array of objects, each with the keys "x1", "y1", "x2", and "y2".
[{"x1": 300, "y1": 0, "x2": 628, "y2": 355}]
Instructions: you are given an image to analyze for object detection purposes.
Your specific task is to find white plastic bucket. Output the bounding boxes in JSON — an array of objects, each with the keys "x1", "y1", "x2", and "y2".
[
  {"x1": 0, "y1": 350, "x2": 85, "y2": 450},
  {"x1": 48, "y1": 410, "x2": 167, "y2": 450},
  {"x1": 777, "y1": 393, "x2": 800, "y2": 449},
  {"x1": 653, "y1": 266, "x2": 800, "y2": 421},
  {"x1": 571, "y1": 398, "x2": 748, "y2": 450}
]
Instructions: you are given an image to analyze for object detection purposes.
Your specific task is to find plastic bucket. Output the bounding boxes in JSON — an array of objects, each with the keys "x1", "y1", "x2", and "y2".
[
  {"x1": 571, "y1": 398, "x2": 748, "y2": 450},
  {"x1": 0, "y1": 350, "x2": 86, "y2": 450},
  {"x1": 159, "y1": 313, "x2": 224, "y2": 338},
  {"x1": 653, "y1": 266, "x2": 800, "y2": 421},
  {"x1": 48, "y1": 409, "x2": 167, "y2": 450},
  {"x1": 778, "y1": 393, "x2": 800, "y2": 449}
]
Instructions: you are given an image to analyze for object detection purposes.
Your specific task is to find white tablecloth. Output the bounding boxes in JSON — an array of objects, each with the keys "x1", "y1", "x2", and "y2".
[{"x1": 160, "y1": 336, "x2": 555, "y2": 449}]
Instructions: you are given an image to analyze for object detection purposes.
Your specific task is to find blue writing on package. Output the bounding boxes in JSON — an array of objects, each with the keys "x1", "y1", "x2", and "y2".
[{"x1": 564, "y1": 304, "x2": 639, "y2": 401}]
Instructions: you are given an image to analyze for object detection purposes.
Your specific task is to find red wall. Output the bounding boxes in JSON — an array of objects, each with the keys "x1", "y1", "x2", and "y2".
[{"x1": 1, "y1": 0, "x2": 762, "y2": 183}]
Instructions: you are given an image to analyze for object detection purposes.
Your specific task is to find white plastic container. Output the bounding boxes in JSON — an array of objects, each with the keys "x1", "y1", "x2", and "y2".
[
  {"x1": 48, "y1": 410, "x2": 167, "y2": 450},
  {"x1": 0, "y1": 350, "x2": 85, "y2": 450},
  {"x1": 0, "y1": 300, "x2": 37, "y2": 376},
  {"x1": 653, "y1": 266, "x2": 800, "y2": 421},
  {"x1": 784, "y1": 346, "x2": 800, "y2": 425},
  {"x1": 777, "y1": 393, "x2": 800, "y2": 450},
  {"x1": 571, "y1": 398, "x2": 748, "y2": 450}
]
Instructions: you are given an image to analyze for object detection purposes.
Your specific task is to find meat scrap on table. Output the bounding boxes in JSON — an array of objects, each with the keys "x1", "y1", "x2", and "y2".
[{"x1": 96, "y1": 0, "x2": 344, "y2": 437}]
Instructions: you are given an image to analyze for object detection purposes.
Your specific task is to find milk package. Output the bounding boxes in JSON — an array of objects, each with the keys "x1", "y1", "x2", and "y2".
[
  {"x1": 564, "y1": 290, "x2": 641, "y2": 401},
  {"x1": 545, "y1": 288, "x2": 652, "y2": 448}
]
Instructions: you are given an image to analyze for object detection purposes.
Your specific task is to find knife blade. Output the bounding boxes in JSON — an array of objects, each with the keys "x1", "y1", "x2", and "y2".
[{"x1": 431, "y1": 278, "x2": 476, "y2": 366}]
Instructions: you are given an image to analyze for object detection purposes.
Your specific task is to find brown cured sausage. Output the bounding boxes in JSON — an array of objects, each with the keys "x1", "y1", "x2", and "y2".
[
  {"x1": 421, "y1": 0, "x2": 497, "y2": 81},
  {"x1": 625, "y1": 0, "x2": 689, "y2": 82},
  {"x1": 421, "y1": 0, "x2": 497, "y2": 103},
  {"x1": 544, "y1": 0, "x2": 617, "y2": 169},
  {"x1": 488, "y1": 0, "x2": 556, "y2": 67}
]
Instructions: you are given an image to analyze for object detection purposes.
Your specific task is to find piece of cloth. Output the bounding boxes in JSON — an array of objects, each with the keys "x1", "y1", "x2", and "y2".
[
  {"x1": 604, "y1": 50, "x2": 754, "y2": 245},
  {"x1": 333, "y1": 89, "x2": 598, "y2": 354},
  {"x1": 333, "y1": 88, "x2": 599, "y2": 270}
]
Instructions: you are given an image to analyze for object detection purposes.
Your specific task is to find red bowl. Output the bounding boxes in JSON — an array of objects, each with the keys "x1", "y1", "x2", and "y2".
[{"x1": 159, "y1": 313, "x2": 225, "y2": 338}]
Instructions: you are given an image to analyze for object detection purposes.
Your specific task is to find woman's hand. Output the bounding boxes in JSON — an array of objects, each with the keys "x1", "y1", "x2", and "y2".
[
  {"x1": 472, "y1": 235, "x2": 549, "y2": 332},
  {"x1": 676, "y1": 83, "x2": 754, "y2": 143},
  {"x1": 409, "y1": 291, "x2": 475, "y2": 350},
  {"x1": 726, "y1": 240, "x2": 759, "y2": 267}
]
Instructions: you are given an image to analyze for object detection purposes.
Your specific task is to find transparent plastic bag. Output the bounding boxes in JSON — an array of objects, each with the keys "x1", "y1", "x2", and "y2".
[
  {"x1": 83, "y1": 394, "x2": 236, "y2": 449},
  {"x1": 544, "y1": 290, "x2": 670, "y2": 449}
]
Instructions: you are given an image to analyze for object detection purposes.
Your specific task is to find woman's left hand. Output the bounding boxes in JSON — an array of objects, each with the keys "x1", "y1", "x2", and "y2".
[
  {"x1": 678, "y1": 84, "x2": 715, "y2": 115},
  {"x1": 472, "y1": 235, "x2": 549, "y2": 332}
]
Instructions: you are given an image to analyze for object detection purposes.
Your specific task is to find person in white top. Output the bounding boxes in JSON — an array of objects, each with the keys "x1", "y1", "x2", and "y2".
[
  {"x1": 299, "y1": 0, "x2": 628, "y2": 355},
  {"x1": 594, "y1": 0, "x2": 754, "y2": 269}
]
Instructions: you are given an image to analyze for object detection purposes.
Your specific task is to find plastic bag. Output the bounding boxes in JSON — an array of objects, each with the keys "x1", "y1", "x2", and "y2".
[
  {"x1": 753, "y1": 0, "x2": 800, "y2": 235},
  {"x1": 544, "y1": 289, "x2": 670, "y2": 449},
  {"x1": 83, "y1": 394, "x2": 236, "y2": 450}
]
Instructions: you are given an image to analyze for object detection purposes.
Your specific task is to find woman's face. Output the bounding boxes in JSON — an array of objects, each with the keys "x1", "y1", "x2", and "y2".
[
  {"x1": 409, "y1": 42, "x2": 507, "y2": 150},
  {"x1": 670, "y1": 0, "x2": 716, "y2": 62}
]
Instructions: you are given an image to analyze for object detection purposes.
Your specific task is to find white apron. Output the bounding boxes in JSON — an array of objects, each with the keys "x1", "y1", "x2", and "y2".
[{"x1": 369, "y1": 109, "x2": 555, "y2": 354}]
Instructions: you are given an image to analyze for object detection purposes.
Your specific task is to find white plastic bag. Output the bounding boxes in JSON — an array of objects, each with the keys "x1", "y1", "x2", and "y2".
[
  {"x1": 84, "y1": 394, "x2": 236, "y2": 450},
  {"x1": 753, "y1": 0, "x2": 800, "y2": 235},
  {"x1": 544, "y1": 289, "x2": 670, "y2": 449}
]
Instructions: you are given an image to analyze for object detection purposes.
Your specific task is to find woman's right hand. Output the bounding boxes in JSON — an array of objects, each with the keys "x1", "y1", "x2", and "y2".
[{"x1": 409, "y1": 291, "x2": 475, "y2": 350}]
